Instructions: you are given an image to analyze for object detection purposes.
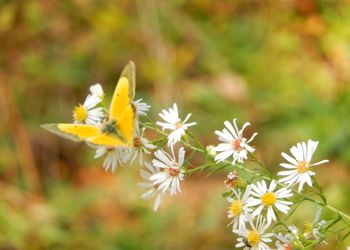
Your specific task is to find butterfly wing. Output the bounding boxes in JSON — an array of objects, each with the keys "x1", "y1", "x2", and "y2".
[
  {"x1": 109, "y1": 61, "x2": 135, "y2": 120},
  {"x1": 108, "y1": 61, "x2": 136, "y2": 145},
  {"x1": 86, "y1": 134, "x2": 128, "y2": 148},
  {"x1": 41, "y1": 123, "x2": 100, "y2": 142},
  {"x1": 41, "y1": 62, "x2": 136, "y2": 148},
  {"x1": 117, "y1": 104, "x2": 136, "y2": 145}
]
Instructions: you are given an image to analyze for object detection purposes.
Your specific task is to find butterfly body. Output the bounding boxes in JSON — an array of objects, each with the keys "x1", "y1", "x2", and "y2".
[
  {"x1": 41, "y1": 62, "x2": 136, "y2": 148},
  {"x1": 101, "y1": 120, "x2": 117, "y2": 134}
]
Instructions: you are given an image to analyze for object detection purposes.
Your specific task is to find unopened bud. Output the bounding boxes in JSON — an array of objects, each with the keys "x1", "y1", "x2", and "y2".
[
  {"x1": 224, "y1": 171, "x2": 239, "y2": 188},
  {"x1": 206, "y1": 145, "x2": 216, "y2": 157},
  {"x1": 224, "y1": 171, "x2": 247, "y2": 189}
]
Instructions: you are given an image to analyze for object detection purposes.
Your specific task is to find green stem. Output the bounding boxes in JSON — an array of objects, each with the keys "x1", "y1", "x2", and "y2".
[{"x1": 324, "y1": 204, "x2": 350, "y2": 222}]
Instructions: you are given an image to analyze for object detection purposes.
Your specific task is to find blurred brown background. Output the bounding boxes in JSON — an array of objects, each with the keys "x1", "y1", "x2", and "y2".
[{"x1": 0, "y1": 0, "x2": 349, "y2": 249}]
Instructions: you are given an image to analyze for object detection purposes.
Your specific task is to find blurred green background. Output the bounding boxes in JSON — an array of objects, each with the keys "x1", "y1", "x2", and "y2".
[{"x1": 0, "y1": 0, "x2": 349, "y2": 249}]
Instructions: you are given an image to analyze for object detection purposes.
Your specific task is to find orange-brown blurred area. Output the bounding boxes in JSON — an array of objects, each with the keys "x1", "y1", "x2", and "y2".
[{"x1": 0, "y1": 0, "x2": 349, "y2": 249}]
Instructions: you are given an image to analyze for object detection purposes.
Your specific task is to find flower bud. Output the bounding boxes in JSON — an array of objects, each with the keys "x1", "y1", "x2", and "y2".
[
  {"x1": 224, "y1": 171, "x2": 247, "y2": 189},
  {"x1": 206, "y1": 145, "x2": 216, "y2": 157},
  {"x1": 224, "y1": 171, "x2": 239, "y2": 188}
]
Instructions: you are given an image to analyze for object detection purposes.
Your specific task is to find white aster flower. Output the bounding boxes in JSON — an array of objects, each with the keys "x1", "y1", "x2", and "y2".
[
  {"x1": 150, "y1": 146, "x2": 185, "y2": 196},
  {"x1": 138, "y1": 162, "x2": 163, "y2": 211},
  {"x1": 275, "y1": 226, "x2": 301, "y2": 250},
  {"x1": 227, "y1": 186, "x2": 253, "y2": 231},
  {"x1": 303, "y1": 207, "x2": 327, "y2": 241},
  {"x1": 156, "y1": 103, "x2": 197, "y2": 146},
  {"x1": 134, "y1": 98, "x2": 151, "y2": 116},
  {"x1": 89, "y1": 83, "x2": 104, "y2": 99},
  {"x1": 277, "y1": 140, "x2": 329, "y2": 192},
  {"x1": 214, "y1": 118, "x2": 257, "y2": 165},
  {"x1": 248, "y1": 180, "x2": 293, "y2": 224},
  {"x1": 130, "y1": 127, "x2": 156, "y2": 166},
  {"x1": 234, "y1": 215, "x2": 273, "y2": 250},
  {"x1": 72, "y1": 94, "x2": 104, "y2": 125},
  {"x1": 94, "y1": 147, "x2": 131, "y2": 172}
]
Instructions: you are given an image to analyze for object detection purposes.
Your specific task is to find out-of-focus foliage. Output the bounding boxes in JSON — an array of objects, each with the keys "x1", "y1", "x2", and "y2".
[{"x1": 0, "y1": 0, "x2": 349, "y2": 249}]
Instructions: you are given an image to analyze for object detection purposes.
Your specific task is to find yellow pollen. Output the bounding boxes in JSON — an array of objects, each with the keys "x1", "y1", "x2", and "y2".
[
  {"x1": 247, "y1": 230, "x2": 261, "y2": 246},
  {"x1": 73, "y1": 105, "x2": 87, "y2": 122},
  {"x1": 303, "y1": 221, "x2": 313, "y2": 235},
  {"x1": 261, "y1": 192, "x2": 277, "y2": 206},
  {"x1": 230, "y1": 200, "x2": 243, "y2": 216},
  {"x1": 297, "y1": 161, "x2": 309, "y2": 173}
]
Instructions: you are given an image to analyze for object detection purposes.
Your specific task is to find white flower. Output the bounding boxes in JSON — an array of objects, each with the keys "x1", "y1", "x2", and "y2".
[
  {"x1": 303, "y1": 207, "x2": 327, "y2": 241},
  {"x1": 134, "y1": 98, "x2": 151, "y2": 116},
  {"x1": 151, "y1": 146, "x2": 185, "y2": 196},
  {"x1": 214, "y1": 119, "x2": 257, "y2": 165},
  {"x1": 130, "y1": 127, "x2": 156, "y2": 166},
  {"x1": 248, "y1": 180, "x2": 293, "y2": 224},
  {"x1": 94, "y1": 147, "x2": 131, "y2": 172},
  {"x1": 138, "y1": 162, "x2": 163, "y2": 211},
  {"x1": 72, "y1": 94, "x2": 104, "y2": 125},
  {"x1": 234, "y1": 215, "x2": 273, "y2": 250},
  {"x1": 277, "y1": 140, "x2": 329, "y2": 192},
  {"x1": 227, "y1": 186, "x2": 253, "y2": 231},
  {"x1": 89, "y1": 83, "x2": 104, "y2": 99},
  {"x1": 275, "y1": 226, "x2": 300, "y2": 250},
  {"x1": 156, "y1": 103, "x2": 197, "y2": 146}
]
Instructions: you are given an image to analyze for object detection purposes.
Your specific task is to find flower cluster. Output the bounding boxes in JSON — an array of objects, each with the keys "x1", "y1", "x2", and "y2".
[
  {"x1": 212, "y1": 119, "x2": 330, "y2": 249},
  {"x1": 68, "y1": 83, "x2": 198, "y2": 211},
  {"x1": 47, "y1": 65, "x2": 348, "y2": 249}
]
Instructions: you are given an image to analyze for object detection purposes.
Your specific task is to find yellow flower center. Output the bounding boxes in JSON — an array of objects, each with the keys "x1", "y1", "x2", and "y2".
[
  {"x1": 230, "y1": 200, "x2": 243, "y2": 216},
  {"x1": 303, "y1": 221, "x2": 313, "y2": 235},
  {"x1": 247, "y1": 230, "x2": 261, "y2": 246},
  {"x1": 261, "y1": 192, "x2": 276, "y2": 206},
  {"x1": 73, "y1": 104, "x2": 87, "y2": 122},
  {"x1": 297, "y1": 161, "x2": 309, "y2": 173}
]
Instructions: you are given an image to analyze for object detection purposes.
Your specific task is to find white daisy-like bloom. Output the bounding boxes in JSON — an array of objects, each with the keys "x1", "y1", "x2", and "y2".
[
  {"x1": 275, "y1": 226, "x2": 300, "y2": 250},
  {"x1": 134, "y1": 98, "x2": 151, "y2": 116},
  {"x1": 303, "y1": 207, "x2": 327, "y2": 241},
  {"x1": 277, "y1": 140, "x2": 329, "y2": 192},
  {"x1": 138, "y1": 162, "x2": 163, "y2": 211},
  {"x1": 150, "y1": 146, "x2": 185, "y2": 196},
  {"x1": 130, "y1": 127, "x2": 156, "y2": 166},
  {"x1": 89, "y1": 83, "x2": 104, "y2": 99},
  {"x1": 227, "y1": 186, "x2": 253, "y2": 231},
  {"x1": 234, "y1": 215, "x2": 273, "y2": 250},
  {"x1": 214, "y1": 118, "x2": 258, "y2": 165},
  {"x1": 94, "y1": 147, "x2": 131, "y2": 172},
  {"x1": 72, "y1": 94, "x2": 104, "y2": 125},
  {"x1": 248, "y1": 180, "x2": 293, "y2": 224},
  {"x1": 156, "y1": 103, "x2": 197, "y2": 146}
]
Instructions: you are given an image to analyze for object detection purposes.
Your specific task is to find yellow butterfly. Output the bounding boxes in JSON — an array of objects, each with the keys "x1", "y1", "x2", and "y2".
[{"x1": 41, "y1": 61, "x2": 136, "y2": 148}]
